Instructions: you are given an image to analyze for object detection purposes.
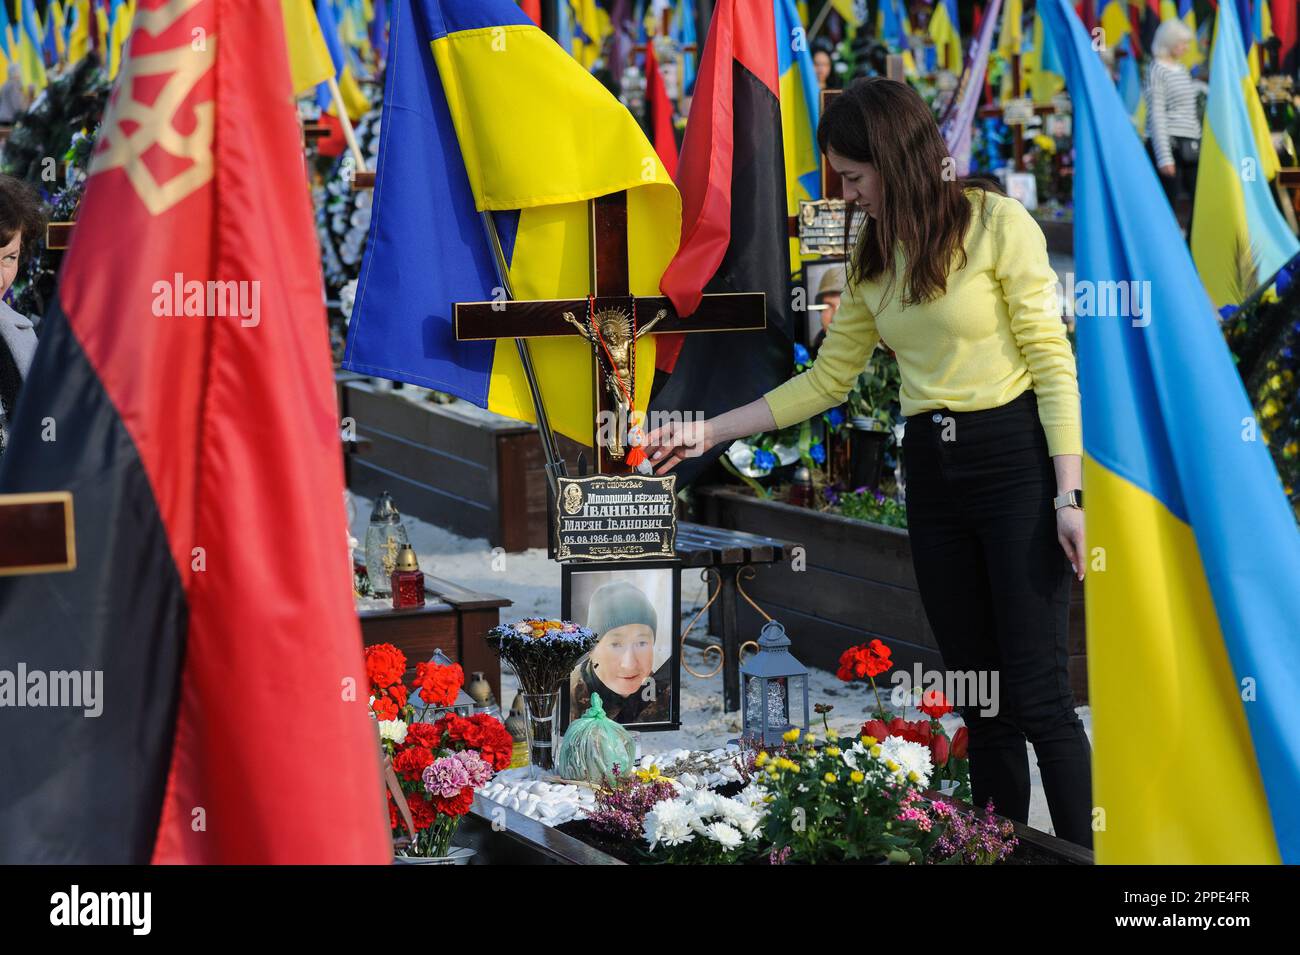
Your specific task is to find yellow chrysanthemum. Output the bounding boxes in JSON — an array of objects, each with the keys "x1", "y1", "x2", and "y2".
[
  {"x1": 783, "y1": 728, "x2": 801, "y2": 743},
  {"x1": 850, "y1": 770, "x2": 865, "y2": 784},
  {"x1": 826, "y1": 746, "x2": 841, "y2": 757},
  {"x1": 755, "y1": 751, "x2": 769, "y2": 767},
  {"x1": 824, "y1": 772, "x2": 837, "y2": 784},
  {"x1": 861, "y1": 735, "x2": 877, "y2": 746},
  {"x1": 871, "y1": 744, "x2": 883, "y2": 757}
]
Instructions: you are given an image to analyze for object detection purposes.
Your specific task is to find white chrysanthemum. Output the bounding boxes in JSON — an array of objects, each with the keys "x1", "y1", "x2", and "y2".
[
  {"x1": 877, "y1": 735, "x2": 933, "y2": 787},
  {"x1": 736, "y1": 781, "x2": 768, "y2": 811},
  {"x1": 378, "y1": 719, "x2": 408, "y2": 744},
  {"x1": 690, "y1": 790, "x2": 725, "y2": 817},
  {"x1": 705, "y1": 821, "x2": 744, "y2": 851},
  {"x1": 643, "y1": 799, "x2": 697, "y2": 849},
  {"x1": 727, "y1": 802, "x2": 763, "y2": 837}
]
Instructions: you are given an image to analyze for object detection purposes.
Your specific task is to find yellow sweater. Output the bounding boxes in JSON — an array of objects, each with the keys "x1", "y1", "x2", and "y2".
[{"x1": 763, "y1": 189, "x2": 1082, "y2": 458}]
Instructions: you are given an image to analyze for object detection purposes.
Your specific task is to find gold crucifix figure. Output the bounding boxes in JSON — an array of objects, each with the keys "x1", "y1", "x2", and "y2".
[{"x1": 561, "y1": 305, "x2": 666, "y2": 459}]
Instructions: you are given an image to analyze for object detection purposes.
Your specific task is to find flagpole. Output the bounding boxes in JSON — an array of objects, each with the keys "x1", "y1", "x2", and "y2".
[
  {"x1": 478, "y1": 211, "x2": 569, "y2": 498},
  {"x1": 326, "y1": 76, "x2": 369, "y2": 172},
  {"x1": 808, "y1": 0, "x2": 835, "y2": 39}
]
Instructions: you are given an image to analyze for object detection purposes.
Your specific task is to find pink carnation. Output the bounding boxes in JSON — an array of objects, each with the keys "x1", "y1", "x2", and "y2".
[
  {"x1": 422, "y1": 756, "x2": 472, "y2": 798},
  {"x1": 453, "y1": 749, "x2": 494, "y2": 787}
]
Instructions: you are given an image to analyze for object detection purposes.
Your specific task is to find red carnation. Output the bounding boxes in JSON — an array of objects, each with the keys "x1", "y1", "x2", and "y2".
[
  {"x1": 930, "y1": 733, "x2": 950, "y2": 767},
  {"x1": 471, "y1": 714, "x2": 515, "y2": 770},
  {"x1": 912, "y1": 720, "x2": 932, "y2": 746},
  {"x1": 393, "y1": 745, "x2": 434, "y2": 782},
  {"x1": 951, "y1": 725, "x2": 969, "y2": 759},
  {"x1": 365, "y1": 643, "x2": 407, "y2": 691},
  {"x1": 389, "y1": 682, "x2": 409, "y2": 710},
  {"x1": 415, "y1": 660, "x2": 464, "y2": 708},
  {"x1": 431, "y1": 786, "x2": 475, "y2": 818},
  {"x1": 372, "y1": 695, "x2": 399, "y2": 722},
  {"x1": 919, "y1": 690, "x2": 953, "y2": 719},
  {"x1": 404, "y1": 721, "x2": 442, "y2": 749},
  {"x1": 407, "y1": 794, "x2": 438, "y2": 831},
  {"x1": 888, "y1": 717, "x2": 908, "y2": 737}
]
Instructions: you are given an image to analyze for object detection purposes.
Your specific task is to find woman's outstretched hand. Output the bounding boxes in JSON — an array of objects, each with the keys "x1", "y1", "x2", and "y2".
[
  {"x1": 1057, "y1": 507, "x2": 1086, "y2": 581},
  {"x1": 643, "y1": 418, "x2": 716, "y2": 475}
]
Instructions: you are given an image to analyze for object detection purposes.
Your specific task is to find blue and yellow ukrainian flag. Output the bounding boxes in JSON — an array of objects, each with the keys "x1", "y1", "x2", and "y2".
[
  {"x1": 775, "y1": 0, "x2": 820, "y2": 208},
  {"x1": 1116, "y1": 34, "x2": 1144, "y2": 133},
  {"x1": 1192, "y1": 0, "x2": 1295, "y2": 309},
  {"x1": 1027, "y1": 9, "x2": 1064, "y2": 104},
  {"x1": 1097, "y1": 0, "x2": 1130, "y2": 49},
  {"x1": 1247, "y1": 0, "x2": 1273, "y2": 84},
  {"x1": 830, "y1": 0, "x2": 859, "y2": 32},
  {"x1": 281, "y1": 0, "x2": 334, "y2": 95},
  {"x1": 877, "y1": 0, "x2": 916, "y2": 74},
  {"x1": 16, "y1": 0, "x2": 46, "y2": 91},
  {"x1": 103, "y1": 0, "x2": 133, "y2": 81},
  {"x1": 996, "y1": 0, "x2": 1022, "y2": 58},
  {"x1": 94, "y1": 0, "x2": 108, "y2": 69},
  {"x1": 0, "y1": 2, "x2": 13, "y2": 78},
  {"x1": 929, "y1": 0, "x2": 962, "y2": 72},
  {"x1": 1040, "y1": 0, "x2": 1300, "y2": 865},
  {"x1": 567, "y1": 0, "x2": 605, "y2": 69},
  {"x1": 315, "y1": 0, "x2": 370, "y2": 120},
  {"x1": 675, "y1": 0, "x2": 697, "y2": 93},
  {"x1": 1178, "y1": 0, "x2": 1204, "y2": 68},
  {"x1": 775, "y1": 0, "x2": 819, "y2": 272},
  {"x1": 44, "y1": 0, "x2": 65, "y2": 64},
  {"x1": 343, "y1": 0, "x2": 680, "y2": 444}
]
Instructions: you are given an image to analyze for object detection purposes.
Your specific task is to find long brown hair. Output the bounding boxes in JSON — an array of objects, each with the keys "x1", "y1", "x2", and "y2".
[{"x1": 818, "y1": 78, "x2": 1002, "y2": 309}]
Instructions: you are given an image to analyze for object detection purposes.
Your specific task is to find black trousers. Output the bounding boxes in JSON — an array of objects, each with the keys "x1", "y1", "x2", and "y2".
[
  {"x1": 903, "y1": 390, "x2": 1093, "y2": 848},
  {"x1": 1146, "y1": 139, "x2": 1198, "y2": 228}
]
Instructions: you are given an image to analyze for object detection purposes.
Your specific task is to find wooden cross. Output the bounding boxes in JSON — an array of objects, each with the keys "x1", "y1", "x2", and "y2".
[
  {"x1": 976, "y1": 52, "x2": 1062, "y2": 172},
  {"x1": 454, "y1": 191, "x2": 767, "y2": 475},
  {"x1": 0, "y1": 491, "x2": 77, "y2": 577}
]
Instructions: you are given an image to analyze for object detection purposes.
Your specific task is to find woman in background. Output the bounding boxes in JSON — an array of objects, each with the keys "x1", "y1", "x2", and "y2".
[
  {"x1": 1144, "y1": 20, "x2": 1205, "y2": 224},
  {"x1": 0, "y1": 175, "x2": 46, "y2": 464}
]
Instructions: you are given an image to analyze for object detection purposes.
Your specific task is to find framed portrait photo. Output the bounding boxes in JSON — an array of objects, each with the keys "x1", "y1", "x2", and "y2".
[{"x1": 560, "y1": 559, "x2": 681, "y2": 733}]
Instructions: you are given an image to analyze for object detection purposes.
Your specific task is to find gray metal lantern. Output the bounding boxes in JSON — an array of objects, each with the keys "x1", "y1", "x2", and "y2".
[{"x1": 741, "y1": 620, "x2": 810, "y2": 747}]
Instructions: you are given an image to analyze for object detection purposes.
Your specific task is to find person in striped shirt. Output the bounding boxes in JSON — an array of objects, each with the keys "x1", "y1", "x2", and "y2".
[{"x1": 1144, "y1": 20, "x2": 1206, "y2": 219}]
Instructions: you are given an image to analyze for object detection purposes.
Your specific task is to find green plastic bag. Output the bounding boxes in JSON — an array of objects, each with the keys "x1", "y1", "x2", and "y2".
[{"x1": 555, "y1": 693, "x2": 637, "y2": 785}]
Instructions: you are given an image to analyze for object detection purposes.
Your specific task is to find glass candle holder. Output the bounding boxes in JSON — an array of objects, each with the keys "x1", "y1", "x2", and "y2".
[{"x1": 390, "y1": 544, "x2": 425, "y2": 610}]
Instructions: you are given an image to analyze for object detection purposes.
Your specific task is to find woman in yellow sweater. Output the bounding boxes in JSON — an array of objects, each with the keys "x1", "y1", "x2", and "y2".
[{"x1": 645, "y1": 79, "x2": 1092, "y2": 848}]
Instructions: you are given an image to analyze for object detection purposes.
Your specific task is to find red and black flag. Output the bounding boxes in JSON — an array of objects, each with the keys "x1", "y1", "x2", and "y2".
[
  {"x1": 648, "y1": 0, "x2": 796, "y2": 484},
  {"x1": 1277, "y1": 0, "x2": 1298, "y2": 74},
  {"x1": 645, "y1": 37, "x2": 679, "y2": 179},
  {"x1": 0, "y1": 0, "x2": 389, "y2": 863}
]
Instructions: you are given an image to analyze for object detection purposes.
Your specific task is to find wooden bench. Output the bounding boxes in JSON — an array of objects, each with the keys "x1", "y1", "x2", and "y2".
[{"x1": 673, "y1": 522, "x2": 801, "y2": 713}]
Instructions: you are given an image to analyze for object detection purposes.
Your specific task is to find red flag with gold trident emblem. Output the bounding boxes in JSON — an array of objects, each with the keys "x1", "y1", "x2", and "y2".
[{"x1": 0, "y1": 0, "x2": 390, "y2": 863}]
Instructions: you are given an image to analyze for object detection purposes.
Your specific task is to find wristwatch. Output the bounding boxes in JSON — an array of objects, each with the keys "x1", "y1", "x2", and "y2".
[{"x1": 1053, "y1": 489, "x2": 1084, "y2": 511}]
